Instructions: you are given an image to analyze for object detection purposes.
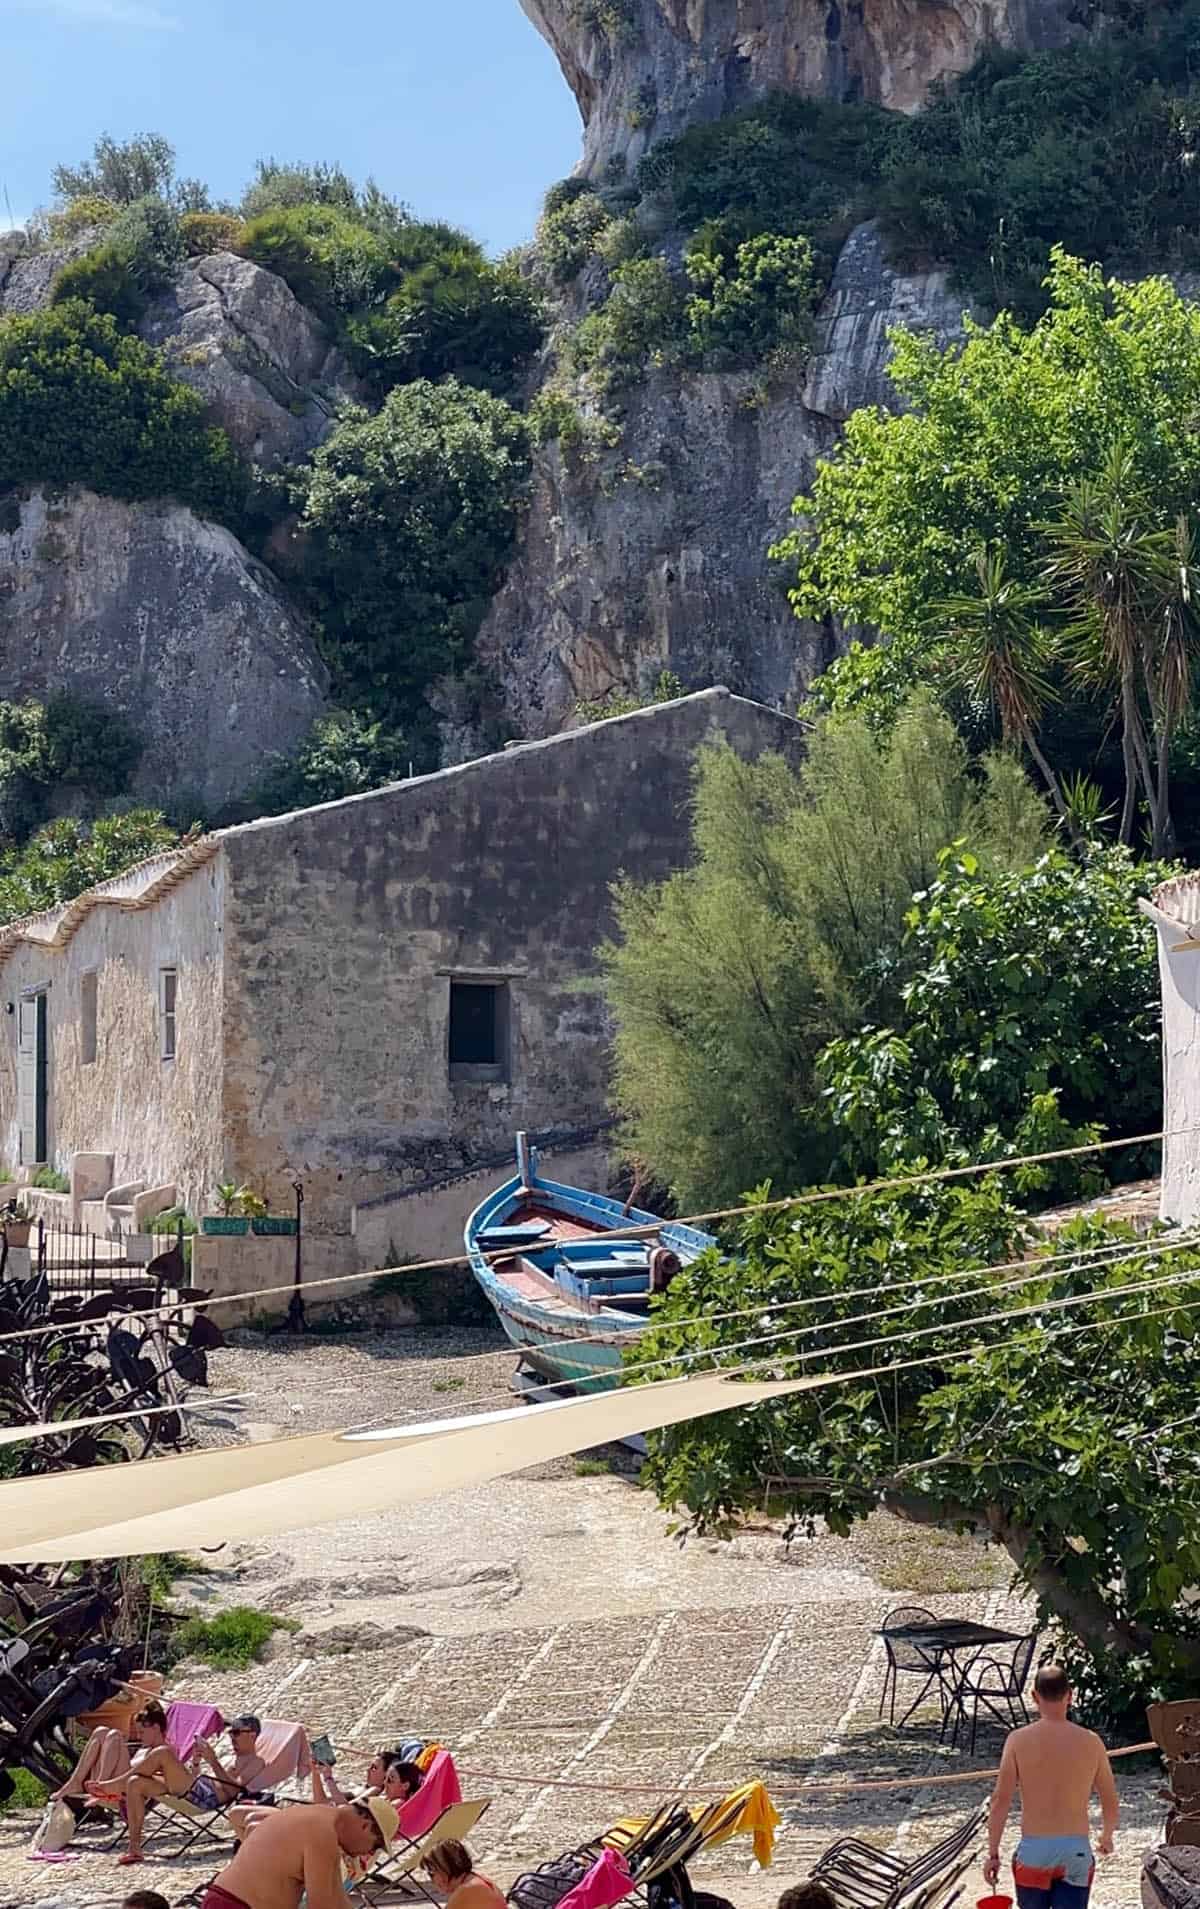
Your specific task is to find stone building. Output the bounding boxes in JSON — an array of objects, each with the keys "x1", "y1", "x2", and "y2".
[
  {"x1": 0, "y1": 689, "x2": 799, "y2": 1257},
  {"x1": 1142, "y1": 872, "x2": 1200, "y2": 1225}
]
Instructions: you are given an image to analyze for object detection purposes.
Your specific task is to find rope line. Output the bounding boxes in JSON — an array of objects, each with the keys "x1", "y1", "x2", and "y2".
[
  {"x1": 3, "y1": 1230, "x2": 1194, "y2": 1450},
  {"x1": 0, "y1": 1126, "x2": 1178, "y2": 1352}
]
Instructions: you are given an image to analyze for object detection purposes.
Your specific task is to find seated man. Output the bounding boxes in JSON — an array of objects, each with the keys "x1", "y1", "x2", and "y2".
[
  {"x1": 191, "y1": 1714, "x2": 268, "y2": 1808},
  {"x1": 202, "y1": 1795, "x2": 397, "y2": 1909}
]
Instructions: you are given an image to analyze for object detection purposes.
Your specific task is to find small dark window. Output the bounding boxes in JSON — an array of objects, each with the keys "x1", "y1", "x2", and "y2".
[
  {"x1": 160, "y1": 967, "x2": 177, "y2": 1061},
  {"x1": 448, "y1": 980, "x2": 508, "y2": 1080},
  {"x1": 80, "y1": 971, "x2": 97, "y2": 1065}
]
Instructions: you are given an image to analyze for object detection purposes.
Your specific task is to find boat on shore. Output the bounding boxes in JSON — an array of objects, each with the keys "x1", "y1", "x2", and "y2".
[{"x1": 464, "y1": 1133, "x2": 716, "y2": 1394}]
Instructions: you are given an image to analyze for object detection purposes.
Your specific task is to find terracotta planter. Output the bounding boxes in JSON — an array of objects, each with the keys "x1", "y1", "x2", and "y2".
[{"x1": 4, "y1": 1221, "x2": 30, "y2": 1247}]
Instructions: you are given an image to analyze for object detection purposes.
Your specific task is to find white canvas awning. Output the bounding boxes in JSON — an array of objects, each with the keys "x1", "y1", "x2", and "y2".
[{"x1": 0, "y1": 1368, "x2": 821, "y2": 1563}]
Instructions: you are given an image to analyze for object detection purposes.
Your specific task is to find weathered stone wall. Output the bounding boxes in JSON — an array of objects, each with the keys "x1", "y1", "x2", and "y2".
[
  {"x1": 0, "y1": 858, "x2": 226, "y2": 1212},
  {"x1": 218, "y1": 690, "x2": 801, "y2": 1233},
  {"x1": 1147, "y1": 879, "x2": 1200, "y2": 1226},
  {"x1": 352, "y1": 1139, "x2": 614, "y2": 1271}
]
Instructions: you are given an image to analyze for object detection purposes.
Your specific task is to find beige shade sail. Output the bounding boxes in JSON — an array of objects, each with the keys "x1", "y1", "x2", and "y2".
[
  {"x1": 0, "y1": 1394, "x2": 245, "y2": 1448},
  {"x1": 0, "y1": 1369, "x2": 821, "y2": 1563}
]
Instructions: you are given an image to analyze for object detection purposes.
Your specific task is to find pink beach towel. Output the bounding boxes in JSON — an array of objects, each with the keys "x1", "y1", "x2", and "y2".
[
  {"x1": 167, "y1": 1700, "x2": 223, "y2": 1763},
  {"x1": 254, "y1": 1718, "x2": 314, "y2": 1791},
  {"x1": 397, "y1": 1749, "x2": 462, "y2": 1838},
  {"x1": 555, "y1": 1849, "x2": 633, "y2": 1909}
]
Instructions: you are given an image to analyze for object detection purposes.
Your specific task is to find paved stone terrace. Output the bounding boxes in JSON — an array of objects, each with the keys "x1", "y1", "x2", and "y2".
[
  {"x1": 0, "y1": 1326, "x2": 1168, "y2": 1908},
  {"x1": 0, "y1": 1589, "x2": 1162, "y2": 1909}
]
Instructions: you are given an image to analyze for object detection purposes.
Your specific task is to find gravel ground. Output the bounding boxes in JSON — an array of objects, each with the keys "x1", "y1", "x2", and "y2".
[{"x1": 0, "y1": 1326, "x2": 1166, "y2": 1909}]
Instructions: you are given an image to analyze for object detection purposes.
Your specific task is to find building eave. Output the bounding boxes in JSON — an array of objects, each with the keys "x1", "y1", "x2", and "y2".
[{"x1": 0, "y1": 835, "x2": 222, "y2": 979}]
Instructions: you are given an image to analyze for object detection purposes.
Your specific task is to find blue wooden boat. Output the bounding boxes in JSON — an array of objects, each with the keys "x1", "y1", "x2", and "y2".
[{"x1": 464, "y1": 1133, "x2": 716, "y2": 1394}]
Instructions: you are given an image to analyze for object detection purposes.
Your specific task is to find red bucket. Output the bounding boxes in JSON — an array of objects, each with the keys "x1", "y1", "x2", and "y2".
[{"x1": 977, "y1": 1897, "x2": 1013, "y2": 1908}]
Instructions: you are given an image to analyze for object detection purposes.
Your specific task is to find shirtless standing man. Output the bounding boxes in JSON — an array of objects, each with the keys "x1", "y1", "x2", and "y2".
[
  {"x1": 201, "y1": 1795, "x2": 397, "y2": 1909},
  {"x1": 985, "y1": 1662, "x2": 1119, "y2": 1908}
]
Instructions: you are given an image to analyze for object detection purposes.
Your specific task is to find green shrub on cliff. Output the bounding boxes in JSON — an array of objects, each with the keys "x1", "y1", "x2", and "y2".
[
  {"x1": 241, "y1": 204, "x2": 542, "y2": 396},
  {"x1": 0, "y1": 696, "x2": 142, "y2": 843},
  {"x1": 52, "y1": 196, "x2": 185, "y2": 327},
  {"x1": 685, "y1": 230, "x2": 819, "y2": 364},
  {"x1": 179, "y1": 211, "x2": 245, "y2": 256},
  {"x1": 299, "y1": 379, "x2": 529, "y2": 753},
  {"x1": 0, "y1": 301, "x2": 244, "y2": 522}
]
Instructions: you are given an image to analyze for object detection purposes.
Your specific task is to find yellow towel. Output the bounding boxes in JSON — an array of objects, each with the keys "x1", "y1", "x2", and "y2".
[
  {"x1": 701, "y1": 1781, "x2": 780, "y2": 1868},
  {"x1": 604, "y1": 1781, "x2": 780, "y2": 1869}
]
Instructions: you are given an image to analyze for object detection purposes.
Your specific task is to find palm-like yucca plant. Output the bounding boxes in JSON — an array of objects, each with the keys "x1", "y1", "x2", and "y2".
[
  {"x1": 933, "y1": 546, "x2": 1078, "y2": 841},
  {"x1": 1040, "y1": 443, "x2": 1200, "y2": 854}
]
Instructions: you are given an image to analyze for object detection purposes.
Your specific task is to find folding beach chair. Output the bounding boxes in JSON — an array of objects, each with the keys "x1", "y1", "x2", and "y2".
[
  {"x1": 350, "y1": 1795, "x2": 493, "y2": 1905},
  {"x1": 807, "y1": 1807, "x2": 983, "y2": 1909}
]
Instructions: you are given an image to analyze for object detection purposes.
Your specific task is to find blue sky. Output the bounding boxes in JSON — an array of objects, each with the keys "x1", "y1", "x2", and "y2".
[{"x1": 0, "y1": 0, "x2": 582, "y2": 252}]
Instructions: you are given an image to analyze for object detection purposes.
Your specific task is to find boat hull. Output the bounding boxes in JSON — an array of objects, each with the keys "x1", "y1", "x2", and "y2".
[{"x1": 464, "y1": 1144, "x2": 714, "y2": 1398}]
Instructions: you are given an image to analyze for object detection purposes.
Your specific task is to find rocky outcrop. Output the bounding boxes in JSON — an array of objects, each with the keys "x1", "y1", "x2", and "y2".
[
  {"x1": 0, "y1": 489, "x2": 329, "y2": 812},
  {"x1": 0, "y1": 229, "x2": 107, "y2": 316},
  {"x1": 519, "y1": 0, "x2": 1078, "y2": 174},
  {"x1": 479, "y1": 222, "x2": 967, "y2": 736},
  {"x1": 140, "y1": 252, "x2": 359, "y2": 467}
]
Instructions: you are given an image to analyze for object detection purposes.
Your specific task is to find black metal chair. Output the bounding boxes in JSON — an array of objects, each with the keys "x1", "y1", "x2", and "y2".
[
  {"x1": 951, "y1": 1631, "x2": 1039, "y2": 1753},
  {"x1": 879, "y1": 1605, "x2": 942, "y2": 1728}
]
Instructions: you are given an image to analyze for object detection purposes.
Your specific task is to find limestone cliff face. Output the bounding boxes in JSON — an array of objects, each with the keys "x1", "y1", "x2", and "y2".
[
  {"x1": 0, "y1": 489, "x2": 329, "y2": 813},
  {"x1": 0, "y1": 235, "x2": 356, "y2": 469},
  {"x1": 520, "y1": 0, "x2": 1077, "y2": 174},
  {"x1": 479, "y1": 222, "x2": 965, "y2": 735},
  {"x1": 140, "y1": 252, "x2": 360, "y2": 467}
]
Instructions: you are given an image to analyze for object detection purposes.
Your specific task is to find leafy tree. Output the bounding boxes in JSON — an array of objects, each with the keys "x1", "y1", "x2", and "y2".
[
  {"x1": 51, "y1": 133, "x2": 207, "y2": 213},
  {"x1": 0, "y1": 811, "x2": 178, "y2": 924},
  {"x1": 818, "y1": 847, "x2": 1168, "y2": 1195},
  {"x1": 0, "y1": 696, "x2": 142, "y2": 843},
  {"x1": 599, "y1": 696, "x2": 1048, "y2": 1209},
  {"x1": 634, "y1": 1183, "x2": 1200, "y2": 1728},
  {"x1": 299, "y1": 380, "x2": 529, "y2": 751},
  {"x1": 246, "y1": 711, "x2": 410, "y2": 817},
  {"x1": 0, "y1": 302, "x2": 244, "y2": 523},
  {"x1": 782, "y1": 256, "x2": 1200, "y2": 839},
  {"x1": 239, "y1": 159, "x2": 406, "y2": 238}
]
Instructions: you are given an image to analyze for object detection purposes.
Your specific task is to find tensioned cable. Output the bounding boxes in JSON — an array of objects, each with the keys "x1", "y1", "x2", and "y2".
[
  {"x1": 531, "y1": 1224, "x2": 1200, "y2": 1386},
  {"x1": 0, "y1": 1124, "x2": 1177, "y2": 1351},
  {"x1": 7, "y1": 1231, "x2": 1194, "y2": 1450}
]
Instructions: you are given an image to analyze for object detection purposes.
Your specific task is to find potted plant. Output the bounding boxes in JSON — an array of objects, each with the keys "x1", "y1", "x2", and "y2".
[
  {"x1": 245, "y1": 1191, "x2": 297, "y2": 1237},
  {"x1": 201, "y1": 1182, "x2": 250, "y2": 1236},
  {"x1": 3, "y1": 1200, "x2": 31, "y2": 1248}
]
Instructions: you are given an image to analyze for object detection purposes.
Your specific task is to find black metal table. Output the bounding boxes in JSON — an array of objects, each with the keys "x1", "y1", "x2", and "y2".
[{"x1": 876, "y1": 1619, "x2": 1028, "y2": 1734}]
